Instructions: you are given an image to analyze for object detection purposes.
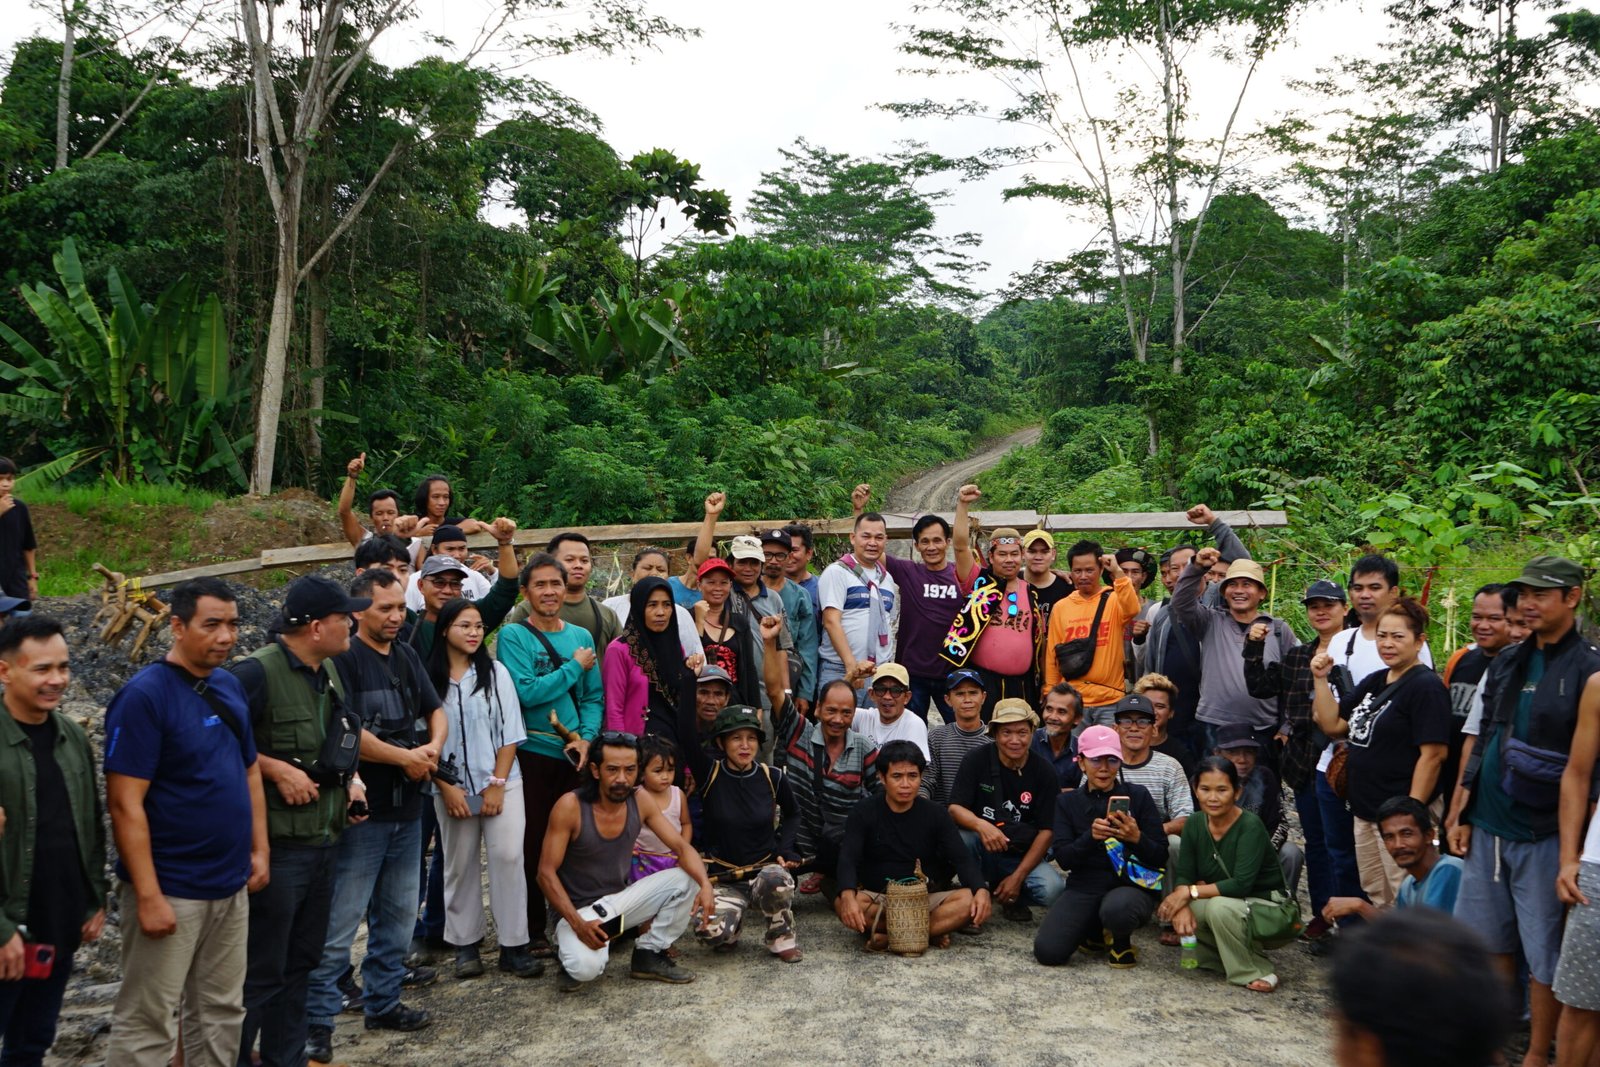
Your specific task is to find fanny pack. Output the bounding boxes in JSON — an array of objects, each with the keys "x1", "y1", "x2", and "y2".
[
  {"x1": 1054, "y1": 590, "x2": 1109, "y2": 682},
  {"x1": 1499, "y1": 738, "x2": 1568, "y2": 812}
]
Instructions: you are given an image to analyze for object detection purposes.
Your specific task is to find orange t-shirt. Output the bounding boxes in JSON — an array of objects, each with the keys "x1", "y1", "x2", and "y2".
[{"x1": 1042, "y1": 575, "x2": 1142, "y2": 707}]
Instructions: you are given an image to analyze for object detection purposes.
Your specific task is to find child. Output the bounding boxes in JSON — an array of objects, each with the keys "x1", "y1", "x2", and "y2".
[
  {"x1": 631, "y1": 735, "x2": 689, "y2": 883},
  {"x1": 924, "y1": 669, "x2": 993, "y2": 805},
  {"x1": 0, "y1": 457, "x2": 38, "y2": 604}
]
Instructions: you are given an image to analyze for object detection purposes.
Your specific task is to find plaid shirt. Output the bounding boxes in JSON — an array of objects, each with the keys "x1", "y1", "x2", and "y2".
[{"x1": 1243, "y1": 638, "x2": 1324, "y2": 791}]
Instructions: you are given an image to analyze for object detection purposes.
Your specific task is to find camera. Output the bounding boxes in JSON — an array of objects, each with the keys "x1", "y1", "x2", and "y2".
[{"x1": 433, "y1": 754, "x2": 462, "y2": 788}]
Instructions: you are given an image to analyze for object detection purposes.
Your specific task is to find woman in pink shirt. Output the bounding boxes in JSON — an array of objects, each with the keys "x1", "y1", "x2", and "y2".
[{"x1": 604, "y1": 577, "x2": 693, "y2": 740}]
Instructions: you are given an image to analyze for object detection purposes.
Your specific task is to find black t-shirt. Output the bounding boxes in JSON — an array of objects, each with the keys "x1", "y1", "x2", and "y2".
[
  {"x1": 1340, "y1": 666, "x2": 1452, "y2": 821},
  {"x1": 1443, "y1": 646, "x2": 1494, "y2": 810},
  {"x1": 949, "y1": 747, "x2": 1057, "y2": 852},
  {"x1": 333, "y1": 638, "x2": 442, "y2": 821},
  {"x1": 0, "y1": 500, "x2": 37, "y2": 598},
  {"x1": 697, "y1": 763, "x2": 800, "y2": 870},
  {"x1": 838, "y1": 794, "x2": 986, "y2": 893},
  {"x1": 1239, "y1": 764, "x2": 1284, "y2": 842},
  {"x1": 20, "y1": 718, "x2": 89, "y2": 951},
  {"x1": 1033, "y1": 575, "x2": 1073, "y2": 633}
]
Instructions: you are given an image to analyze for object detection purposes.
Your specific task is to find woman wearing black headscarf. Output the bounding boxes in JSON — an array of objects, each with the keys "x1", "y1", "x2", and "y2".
[{"x1": 603, "y1": 576, "x2": 694, "y2": 743}]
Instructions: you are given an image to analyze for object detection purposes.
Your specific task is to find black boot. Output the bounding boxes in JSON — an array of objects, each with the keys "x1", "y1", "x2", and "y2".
[
  {"x1": 454, "y1": 943, "x2": 484, "y2": 979},
  {"x1": 628, "y1": 947, "x2": 694, "y2": 984},
  {"x1": 497, "y1": 944, "x2": 545, "y2": 978}
]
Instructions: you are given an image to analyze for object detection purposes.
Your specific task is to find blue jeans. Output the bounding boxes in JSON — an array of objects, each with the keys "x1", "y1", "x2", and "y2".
[
  {"x1": 817, "y1": 663, "x2": 868, "y2": 706},
  {"x1": 1294, "y1": 782, "x2": 1334, "y2": 918},
  {"x1": 413, "y1": 803, "x2": 445, "y2": 942},
  {"x1": 909, "y1": 674, "x2": 954, "y2": 724},
  {"x1": 959, "y1": 831, "x2": 1065, "y2": 906},
  {"x1": 307, "y1": 818, "x2": 422, "y2": 1028},
  {"x1": 1315, "y1": 769, "x2": 1364, "y2": 922},
  {"x1": 241, "y1": 844, "x2": 336, "y2": 1067},
  {"x1": 0, "y1": 953, "x2": 74, "y2": 1067}
]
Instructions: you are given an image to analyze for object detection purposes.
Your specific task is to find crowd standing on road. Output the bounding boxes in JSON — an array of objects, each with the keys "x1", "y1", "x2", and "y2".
[{"x1": 0, "y1": 455, "x2": 1597, "y2": 1067}]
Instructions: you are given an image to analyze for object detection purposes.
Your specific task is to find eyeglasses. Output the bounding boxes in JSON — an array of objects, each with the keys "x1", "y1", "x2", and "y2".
[
  {"x1": 450, "y1": 622, "x2": 485, "y2": 633},
  {"x1": 1084, "y1": 755, "x2": 1123, "y2": 766},
  {"x1": 427, "y1": 577, "x2": 464, "y2": 589},
  {"x1": 993, "y1": 536, "x2": 1020, "y2": 545},
  {"x1": 872, "y1": 685, "x2": 910, "y2": 697}
]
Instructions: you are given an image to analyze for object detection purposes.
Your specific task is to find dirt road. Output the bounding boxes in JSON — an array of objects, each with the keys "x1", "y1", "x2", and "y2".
[{"x1": 886, "y1": 425, "x2": 1042, "y2": 514}]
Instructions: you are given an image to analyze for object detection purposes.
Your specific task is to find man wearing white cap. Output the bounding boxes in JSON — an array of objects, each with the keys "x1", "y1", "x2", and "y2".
[{"x1": 851, "y1": 664, "x2": 931, "y2": 759}]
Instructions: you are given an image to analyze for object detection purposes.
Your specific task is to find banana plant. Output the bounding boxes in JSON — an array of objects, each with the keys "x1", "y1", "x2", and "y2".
[{"x1": 0, "y1": 237, "x2": 251, "y2": 487}]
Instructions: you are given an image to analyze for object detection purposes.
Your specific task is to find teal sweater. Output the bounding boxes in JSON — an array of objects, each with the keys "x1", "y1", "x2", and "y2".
[{"x1": 496, "y1": 621, "x2": 603, "y2": 760}]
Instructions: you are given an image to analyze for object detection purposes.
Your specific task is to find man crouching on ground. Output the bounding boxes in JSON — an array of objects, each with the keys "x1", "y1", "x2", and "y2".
[
  {"x1": 537, "y1": 732, "x2": 716, "y2": 989},
  {"x1": 835, "y1": 740, "x2": 992, "y2": 951}
]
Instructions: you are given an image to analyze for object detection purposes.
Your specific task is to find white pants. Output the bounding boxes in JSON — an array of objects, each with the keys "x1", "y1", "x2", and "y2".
[
  {"x1": 556, "y1": 867, "x2": 697, "y2": 982},
  {"x1": 435, "y1": 786, "x2": 528, "y2": 948}
]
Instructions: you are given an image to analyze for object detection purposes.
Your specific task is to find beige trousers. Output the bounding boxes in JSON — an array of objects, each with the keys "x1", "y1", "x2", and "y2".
[{"x1": 107, "y1": 882, "x2": 248, "y2": 1067}]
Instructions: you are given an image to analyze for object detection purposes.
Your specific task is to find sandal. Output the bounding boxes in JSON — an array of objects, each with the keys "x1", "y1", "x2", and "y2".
[
  {"x1": 1247, "y1": 974, "x2": 1279, "y2": 993},
  {"x1": 798, "y1": 873, "x2": 823, "y2": 895},
  {"x1": 1159, "y1": 929, "x2": 1182, "y2": 947},
  {"x1": 527, "y1": 937, "x2": 556, "y2": 960}
]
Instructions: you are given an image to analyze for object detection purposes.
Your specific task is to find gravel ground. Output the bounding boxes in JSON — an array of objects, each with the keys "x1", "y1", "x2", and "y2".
[{"x1": 37, "y1": 563, "x2": 1341, "y2": 1067}]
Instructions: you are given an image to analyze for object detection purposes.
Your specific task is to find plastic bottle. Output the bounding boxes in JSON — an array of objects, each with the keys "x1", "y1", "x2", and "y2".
[{"x1": 1180, "y1": 934, "x2": 1199, "y2": 969}]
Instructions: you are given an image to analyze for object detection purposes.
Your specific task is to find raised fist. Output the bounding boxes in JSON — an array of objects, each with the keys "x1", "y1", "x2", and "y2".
[
  {"x1": 490, "y1": 516, "x2": 517, "y2": 543},
  {"x1": 1098, "y1": 554, "x2": 1117, "y2": 574},
  {"x1": 1247, "y1": 622, "x2": 1269, "y2": 642},
  {"x1": 1310, "y1": 652, "x2": 1334, "y2": 679},
  {"x1": 957, "y1": 484, "x2": 981, "y2": 505},
  {"x1": 704, "y1": 492, "x2": 726, "y2": 517},
  {"x1": 1186, "y1": 504, "x2": 1216, "y2": 527},
  {"x1": 1194, "y1": 547, "x2": 1221, "y2": 571},
  {"x1": 852, "y1": 484, "x2": 872, "y2": 510}
]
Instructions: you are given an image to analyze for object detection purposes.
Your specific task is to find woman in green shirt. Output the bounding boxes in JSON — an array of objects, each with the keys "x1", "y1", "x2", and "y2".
[{"x1": 1159, "y1": 756, "x2": 1287, "y2": 992}]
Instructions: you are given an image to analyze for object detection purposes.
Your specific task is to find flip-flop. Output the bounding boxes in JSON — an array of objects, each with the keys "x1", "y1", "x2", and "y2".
[
  {"x1": 1247, "y1": 974, "x2": 1279, "y2": 993},
  {"x1": 798, "y1": 873, "x2": 824, "y2": 895},
  {"x1": 1159, "y1": 929, "x2": 1182, "y2": 947}
]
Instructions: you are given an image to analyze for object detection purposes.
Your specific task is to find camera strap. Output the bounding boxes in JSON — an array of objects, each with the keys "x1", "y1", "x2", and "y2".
[{"x1": 157, "y1": 660, "x2": 249, "y2": 765}]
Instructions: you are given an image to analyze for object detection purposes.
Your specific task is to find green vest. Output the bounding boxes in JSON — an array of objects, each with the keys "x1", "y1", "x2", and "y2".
[{"x1": 249, "y1": 643, "x2": 348, "y2": 846}]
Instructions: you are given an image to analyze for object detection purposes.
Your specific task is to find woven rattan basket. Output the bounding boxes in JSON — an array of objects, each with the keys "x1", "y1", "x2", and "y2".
[{"x1": 883, "y1": 861, "x2": 930, "y2": 957}]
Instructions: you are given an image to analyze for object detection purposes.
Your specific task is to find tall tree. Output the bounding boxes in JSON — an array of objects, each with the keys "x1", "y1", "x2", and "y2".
[
  {"x1": 239, "y1": 0, "x2": 690, "y2": 495},
  {"x1": 747, "y1": 138, "x2": 984, "y2": 302},
  {"x1": 889, "y1": 0, "x2": 1301, "y2": 460}
]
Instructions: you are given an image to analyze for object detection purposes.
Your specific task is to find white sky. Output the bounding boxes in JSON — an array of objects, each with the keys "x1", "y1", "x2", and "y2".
[{"x1": 4, "y1": 0, "x2": 1581, "y2": 295}]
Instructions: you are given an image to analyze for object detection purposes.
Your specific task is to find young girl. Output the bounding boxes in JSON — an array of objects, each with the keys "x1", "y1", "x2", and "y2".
[{"x1": 631, "y1": 735, "x2": 689, "y2": 883}]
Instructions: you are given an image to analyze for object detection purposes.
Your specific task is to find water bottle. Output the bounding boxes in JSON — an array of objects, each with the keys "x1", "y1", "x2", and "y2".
[{"x1": 1180, "y1": 934, "x2": 1199, "y2": 969}]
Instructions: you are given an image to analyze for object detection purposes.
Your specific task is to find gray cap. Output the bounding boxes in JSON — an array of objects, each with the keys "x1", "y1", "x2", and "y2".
[
  {"x1": 420, "y1": 554, "x2": 470, "y2": 579},
  {"x1": 697, "y1": 665, "x2": 734, "y2": 687}
]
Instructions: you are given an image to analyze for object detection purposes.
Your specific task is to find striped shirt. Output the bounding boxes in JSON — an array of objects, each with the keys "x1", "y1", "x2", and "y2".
[
  {"x1": 923, "y1": 722, "x2": 992, "y2": 805},
  {"x1": 1118, "y1": 750, "x2": 1194, "y2": 824},
  {"x1": 774, "y1": 697, "x2": 879, "y2": 855}
]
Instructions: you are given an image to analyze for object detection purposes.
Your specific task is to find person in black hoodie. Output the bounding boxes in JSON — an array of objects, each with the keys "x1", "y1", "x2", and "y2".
[{"x1": 1034, "y1": 725, "x2": 1170, "y2": 968}]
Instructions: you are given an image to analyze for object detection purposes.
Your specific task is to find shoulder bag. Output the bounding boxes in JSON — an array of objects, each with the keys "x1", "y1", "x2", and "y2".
[
  {"x1": 1054, "y1": 590, "x2": 1110, "y2": 682},
  {"x1": 1210, "y1": 827, "x2": 1303, "y2": 949}
]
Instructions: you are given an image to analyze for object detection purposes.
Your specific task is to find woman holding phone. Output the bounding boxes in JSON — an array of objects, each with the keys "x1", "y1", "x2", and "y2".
[
  {"x1": 1160, "y1": 757, "x2": 1288, "y2": 992},
  {"x1": 1034, "y1": 725, "x2": 1170, "y2": 968},
  {"x1": 426, "y1": 599, "x2": 541, "y2": 980}
]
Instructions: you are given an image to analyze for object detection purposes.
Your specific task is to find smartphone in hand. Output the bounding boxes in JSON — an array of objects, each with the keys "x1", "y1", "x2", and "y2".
[{"x1": 1107, "y1": 796, "x2": 1131, "y2": 818}]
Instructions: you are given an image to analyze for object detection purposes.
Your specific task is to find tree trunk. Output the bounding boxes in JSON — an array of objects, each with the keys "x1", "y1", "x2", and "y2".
[
  {"x1": 1159, "y1": 2, "x2": 1185, "y2": 379},
  {"x1": 251, "y1": 226, "x2": 299, "y2": 496},
  {"x1": 306, "y1": 268, "x2": 327, "y2": 466},
  {"x1": 54, "y1": 1, "x2": 75, "y2": 172}
]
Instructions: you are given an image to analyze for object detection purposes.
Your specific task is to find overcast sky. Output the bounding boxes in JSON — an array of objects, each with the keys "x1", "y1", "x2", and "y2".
[{"x1": 3, "y1": 0, "x2": 1571, "y2": 294}]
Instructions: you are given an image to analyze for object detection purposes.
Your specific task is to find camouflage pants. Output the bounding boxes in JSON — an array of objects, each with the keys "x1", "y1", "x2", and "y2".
[{"x1": 697, "y1": 865, "x2": 797, "y2": 954}]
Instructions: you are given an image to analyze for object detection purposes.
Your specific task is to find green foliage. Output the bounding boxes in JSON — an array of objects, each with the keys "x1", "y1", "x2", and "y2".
[{"x1": 0, "y1": 237, "x2": 250, "y2": 487}]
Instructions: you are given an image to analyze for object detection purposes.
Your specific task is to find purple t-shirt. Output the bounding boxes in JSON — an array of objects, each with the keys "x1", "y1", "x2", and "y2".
[{"x1": 883, "y1": 555, "x2": 961, "y2": 678}]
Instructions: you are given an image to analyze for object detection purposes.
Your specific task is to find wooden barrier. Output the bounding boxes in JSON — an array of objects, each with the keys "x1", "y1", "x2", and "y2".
[{"x1": 123, "y1": 509, "x2": 1289, "y2": 589}]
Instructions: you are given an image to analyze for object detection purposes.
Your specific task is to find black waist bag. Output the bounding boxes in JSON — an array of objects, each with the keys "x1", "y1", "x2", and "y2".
[{"x1": 1055, "y1": 590, "x2": 1109, "y2": 682}]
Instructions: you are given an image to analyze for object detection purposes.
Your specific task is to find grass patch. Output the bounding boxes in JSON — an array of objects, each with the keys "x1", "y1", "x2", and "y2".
[{"x1": 28, "y1": 481, "x2": 221, "y2": 518}]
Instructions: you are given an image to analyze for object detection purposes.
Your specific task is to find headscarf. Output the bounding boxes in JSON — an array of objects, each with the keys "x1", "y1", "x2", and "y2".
[{"x1": 623, "y1": 577, "x2": 688, "y2": 728}]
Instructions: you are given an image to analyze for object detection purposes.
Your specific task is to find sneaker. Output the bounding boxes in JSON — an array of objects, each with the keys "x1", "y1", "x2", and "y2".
[
  {"x1": 306, "y1": 1024, "x2": 334, "y2": 1063},
  {"x1": 404, "y1": 937, "x2": 435, "y2": 968},
  {"x1": 629, "y1": 947, "x2": 694, "y2": 984},
  {"x1": 1002, "y1": 902, "x2": 1033, "y2": 924},
  {"x1": 1108, "y1": 943, "x2": 1137, "y2": 969},
  {"x1": 497, "y1": 944, "x2": 545, "y2": 978},
  {"x1": 556, "y1": 962, "x2": 582, "y2": 993},
  {"x1": 336, "y1": 967, "x2": 364, "y2": 1014},
  {"x1": 454, "y1": 945, "x2": 484, "y2": 980},
  {"x1": 401, "y1": 964, "x2": 438, "y2": 989},
  {"x1": 364, "y1": 1004, "x2": 431, "y2": 1032}
]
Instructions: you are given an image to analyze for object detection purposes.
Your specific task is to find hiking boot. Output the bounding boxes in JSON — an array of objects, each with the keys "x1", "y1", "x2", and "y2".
[
  {"x1": 1108, "y1": 942, "x2": 1138, "y2": 969},
  {"x1": 404, "y1": 937, "x2": 436, "y2": 968},
  {"x1": 1002, "y1": 902, "x2": 1033, "y2": 923},
  {"x1": 497, "y1": 944, "x2": 545, "y2": 978},
  {"x1": 306, "y1": 1024, "x2": 334, "y2": 1063},
  {"x1": 336, "y1": 966, "x2": 364, "y2": 1014},
  {"x1": 365, "y1": 1004, "x2": 431, "y2": 1032},
  {"x1": 629, "y1": 947, "x2": 694, "y2": 984},
  {"x1": 401, "y1": 964, "x2": 438, "y2": 989},
  {"x1": 454, "y1": 945, "x2": 484, "y2": 979},
  {"x1": 555, "y1": 962, "x2": 583, "y2": 993}
]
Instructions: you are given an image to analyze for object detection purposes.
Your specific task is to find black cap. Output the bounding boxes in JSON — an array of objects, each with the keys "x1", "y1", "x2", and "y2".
[
  {"x1": 759, "y1": 528, "x2": 791, "y2": 548},
  {"x1": 431, "y1": 524, "x2": 467, "y2": 545},
  {"x1": 1511, "y1": 555, "x2": 1585, "y2": 590},
  {"x1": 1213, "y1": 723, "x2": 1261, "y2": 750},
  {"x1": 1112, "y1": 693, "x2": 1156, "y2": 722},
  {"x1": 282, "y1": 575, "x2": 371, "y2": 626},
  {"x1": 1301, "y1": 579, "x2": 1347, "y2": 605}
]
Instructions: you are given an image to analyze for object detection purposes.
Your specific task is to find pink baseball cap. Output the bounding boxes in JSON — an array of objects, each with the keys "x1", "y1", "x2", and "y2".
[{"x1": 1077, "y1": 725, "x2": 1124, "y2": 762}]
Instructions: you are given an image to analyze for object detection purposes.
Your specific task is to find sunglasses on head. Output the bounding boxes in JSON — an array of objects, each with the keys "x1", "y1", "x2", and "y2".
[
  {"x1": 595, "y1": 731, "x2": 638, "y2": 747},
  {"x1": 993, "y1": 536, "x2": 1020, "y2": 545}
]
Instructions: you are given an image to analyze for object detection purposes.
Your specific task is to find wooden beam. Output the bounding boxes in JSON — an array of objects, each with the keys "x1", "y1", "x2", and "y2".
[{"x1": 126, "y1": 509, "x2": 1290, "y2": 588}]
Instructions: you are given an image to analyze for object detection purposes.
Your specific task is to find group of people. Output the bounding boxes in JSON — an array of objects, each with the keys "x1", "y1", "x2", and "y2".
[{"x1": 0, "y1": 459, "x2": 1597, "y2": 1067}]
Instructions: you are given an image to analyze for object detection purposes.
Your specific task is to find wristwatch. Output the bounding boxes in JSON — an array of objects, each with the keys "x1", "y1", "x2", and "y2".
[{"x1": 1188, "y1": 884, "x2": 1199, "y2": 901}]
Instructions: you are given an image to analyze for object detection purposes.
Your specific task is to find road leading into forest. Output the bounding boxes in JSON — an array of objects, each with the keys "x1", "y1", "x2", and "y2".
[{"x1": 886, "y1": 425, "x2": 1042, "y2": 513}]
